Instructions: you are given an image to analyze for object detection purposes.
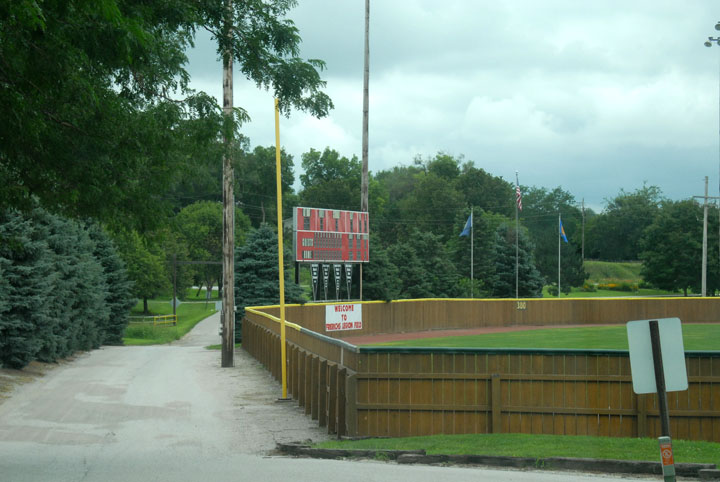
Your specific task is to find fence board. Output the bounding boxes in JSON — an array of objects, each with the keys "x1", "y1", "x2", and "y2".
[{"x1": 242, "y1": 302, "x2": 720, "y2": 441}]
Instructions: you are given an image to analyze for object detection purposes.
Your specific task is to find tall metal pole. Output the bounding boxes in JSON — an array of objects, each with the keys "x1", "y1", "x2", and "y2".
[
  {"x1": 558, "y1": 213, "x2": 562, "y2": 297},
  {"x1": 703, "y1": 23, "x2": 720, "y2": 293},
  {"x1": 515, "y1": 172, "x2": 520, "y2": 299},
  {"x1": 360, "y1": 0, "x2": 370, "y2": 213},
  {"x1": 581, "y1": 198, "x2": 585, "y2": 261},
  {"x1": 274, "y1": 99, "x2": 289, "y2": 399},
  {"x1": 221, "y1": 0, "x2": 235, "y2": 367},
  {"x1": 470, "y1": 206, "x2": 474, "y2": 298},
  {"x1": 703, "y1": 176, "x2": 709, "y2": 297},
  {"x1": 172, "y1": 254, "x2": 177, "y2": 318}
]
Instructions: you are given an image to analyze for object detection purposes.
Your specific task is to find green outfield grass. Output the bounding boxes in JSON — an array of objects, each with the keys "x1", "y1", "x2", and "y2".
[
  {"x1": 366, "y1": 323, "x2": 720, "y2": 351},
  {"x1": 314, "y1": 433, "x2": 720, "y2": 465}
]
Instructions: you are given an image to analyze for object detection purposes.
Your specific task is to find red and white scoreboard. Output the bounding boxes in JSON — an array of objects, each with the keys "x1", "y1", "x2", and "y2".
[{"x1": 293, "y1": 207, "x2": 369, "y2": 263}]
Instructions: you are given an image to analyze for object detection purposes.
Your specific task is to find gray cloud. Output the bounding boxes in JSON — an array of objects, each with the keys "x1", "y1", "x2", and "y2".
[{"x1": 184, "y1": 0, "x2": 720, "y2": 212}]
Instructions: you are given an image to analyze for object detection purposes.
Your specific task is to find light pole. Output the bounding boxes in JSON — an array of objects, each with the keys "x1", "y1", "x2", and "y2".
[{"x1": 704, "y1": 22, "x2": 720, "y2": 295}]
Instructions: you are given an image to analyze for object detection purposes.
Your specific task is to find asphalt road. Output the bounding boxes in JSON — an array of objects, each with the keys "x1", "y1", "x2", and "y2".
[{"x1": 0, "y1": 313, "x2": 665, "y2": 481}]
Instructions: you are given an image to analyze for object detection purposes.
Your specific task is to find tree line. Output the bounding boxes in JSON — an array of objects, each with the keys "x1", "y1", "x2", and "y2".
[
  {"x1": 0, "y1": 207, "x2": 134, "y2": 368},
  {"x1": 0, "y1": 0, "x2": 331, "y2": 367},
  {"x1": 2, "y1": 1, "x2": 715, "y2": 367}
]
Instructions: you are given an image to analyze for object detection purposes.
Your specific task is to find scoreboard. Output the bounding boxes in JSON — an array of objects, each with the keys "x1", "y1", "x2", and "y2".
[{"x1": 293, "y1": 207, "x2": 369, "y2": 263}]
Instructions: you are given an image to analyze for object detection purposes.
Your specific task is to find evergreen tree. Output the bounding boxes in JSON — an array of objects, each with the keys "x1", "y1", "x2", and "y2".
[
  {"x1": 0, "y1": 256, "x2": 9, "y2": 323},
  {"x1": 0, "y1": 209, "x2": 55, "y2": 368},
  {"x1": 361, "y1": 240, "x2": 400, "y2": 301},
  {"x1": 37, "y1": 211, "x2": 109, "y2": 355},
  {"x1": 87, "y1": 223, "x2": 136, "y2": 345},
  {"x1": 448, "y1": 209, "x2": 508, "y2": 297},
  {"x1": 488, "y1": 224, "x2": 544, "y2": 298},
  {"x1": 558, "y1": 241, "x2": 589, "y2": 294},
  {"x1": 234, "y1": 224, "x2": 306, "y2": 340},
  {"x1": 406, "y1": 229, "x2": 460, "y2": 297},
  {"x1": 387, "y1": 243, "x2": 432, "y2": 299}
]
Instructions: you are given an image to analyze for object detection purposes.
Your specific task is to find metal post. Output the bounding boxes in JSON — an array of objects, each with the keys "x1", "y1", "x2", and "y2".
[
  {"x1": 649, "y1": 320, "x2": 671, "y2": 437},
  {"x1": 172, "y1": 254, "x2": 177, "y2": 318},
  {"x1": 275, "y1": 98, "x2": 289, "y2": 400},
  {"x1": 703, "y1": 176, "x2": 708, "y2": 297},
  {"x1": 558, "y1": 213, "x2": 561, "y2": 297},
  {"x1": 515, "y1": 172, "x2": 520, "y2": 299},
  {"x1": 649, "y1": 320, "x2": 675, "y2": 482},
  {"x1": 470, "y1": 206, "x2": 474, "y2": 298},
  {"x1": 581, "y1": 198, "x2": 585, "y2": 261}
]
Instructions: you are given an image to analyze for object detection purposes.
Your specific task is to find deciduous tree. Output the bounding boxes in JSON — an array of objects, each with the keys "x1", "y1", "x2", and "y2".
[{"x1": 640, "y1": 200, "x2": 719, "y2": 296}]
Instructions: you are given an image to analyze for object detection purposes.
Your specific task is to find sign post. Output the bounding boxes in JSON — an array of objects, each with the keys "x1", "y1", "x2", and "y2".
[
  {"x1": 322, "y1": 264, "x2": 330, "y2": 301},
  {"x1": 658, "y1": 436, "x2": 676, "y2": 482},
  {"x1": 627, "y1": 318, "x2": 688, "y2": 482},
  {"x1": 310, "y1": 264, "x2": 319, "y2": 301},
  {"x1": 333, "y1": 264, "x2": 341, "y2": 300},
  {"x1": 344, "y1": 264, "x2": 353, "y2": 300}
]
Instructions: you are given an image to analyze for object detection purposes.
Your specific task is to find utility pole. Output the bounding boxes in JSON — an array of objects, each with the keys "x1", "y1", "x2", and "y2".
[
  {"x1": 221, "y1": 0, "x2": 235, "y2": 367},
  {"x1": 693, "y1": 176, "x2": 720, "y2": 297},
  {"x1": 360, "y1": 0, "x2": 369, "y2": 213},
  {"x1": 359, "y1": 0, "x2": 369, "y2": 303}
]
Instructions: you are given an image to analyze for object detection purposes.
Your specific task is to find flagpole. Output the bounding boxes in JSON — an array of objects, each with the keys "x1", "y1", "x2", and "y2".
[
  {"x1": 470, "y1": 206, "x2": 474, "y2": 298},
  {"x1": 515, "y1": 172, "x2": 520, "y2": 299},
  {"x1": 558, "y1": 213, "x2": 561, "y2": 298}
]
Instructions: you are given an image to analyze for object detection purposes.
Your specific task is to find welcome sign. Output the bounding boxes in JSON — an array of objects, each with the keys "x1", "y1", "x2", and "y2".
[{"x1": 325, "y1": 303, "x2": 362, "y2": 332}]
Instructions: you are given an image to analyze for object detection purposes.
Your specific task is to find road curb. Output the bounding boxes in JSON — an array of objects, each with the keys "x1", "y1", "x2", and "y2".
[
  {"x1": 276, "y1": 443, "x2": 716, "y2": 477},
  {"x1": 275, "y1": 443, "x2": 425, "y2": 460}
]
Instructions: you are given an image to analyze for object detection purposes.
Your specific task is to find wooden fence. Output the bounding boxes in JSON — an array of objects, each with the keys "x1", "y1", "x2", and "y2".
[
  {"x1": 242, "y1": 298, "x2": 720, "y2": 441},
  {"x1": 258, "y1": 297, "x2": 720, "y2": 339}
]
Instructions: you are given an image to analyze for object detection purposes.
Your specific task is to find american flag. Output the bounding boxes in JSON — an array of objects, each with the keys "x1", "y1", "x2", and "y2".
[{"x1": 515, "y1": 185, "x2": 522, "y2": 211}]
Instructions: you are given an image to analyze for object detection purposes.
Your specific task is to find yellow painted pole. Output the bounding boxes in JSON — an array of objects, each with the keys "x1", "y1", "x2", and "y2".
[{"x1": 274, "y1": 98, "x2": 288, "y2": 399}]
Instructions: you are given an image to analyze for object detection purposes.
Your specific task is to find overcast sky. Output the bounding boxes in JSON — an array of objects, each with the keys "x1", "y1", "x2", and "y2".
[{"x1": 186, "y1": 0, "x2": 720, "y2": 212}]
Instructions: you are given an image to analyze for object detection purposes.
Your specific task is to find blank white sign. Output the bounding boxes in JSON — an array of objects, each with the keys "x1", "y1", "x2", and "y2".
[{"x1": 626, "y1": 318, "x2": 688, "y2": 394}]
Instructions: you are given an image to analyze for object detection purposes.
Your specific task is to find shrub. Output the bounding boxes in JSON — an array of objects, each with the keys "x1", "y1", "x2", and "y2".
[{"x1": 581, "y1": 282, "x2": 597, "y2": 292}]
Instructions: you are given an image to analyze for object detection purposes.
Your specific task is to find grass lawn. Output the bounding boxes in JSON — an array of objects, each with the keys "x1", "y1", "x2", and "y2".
[
  {"x1": 314, "y1": 433, "x2": 720, "y2": 465},
  {"x1": 541, "y1": 287, "x2": 676, "y2": 298},
  {"x1": 367, "y1": 324, "x2": 720, "y2": 351},
  {"x1": 124, "y1": 300, "x2": 216, "y2": 345},
  {"x1": 184, "y1": 287, "x2": 220, "y2": 301},
  {"x1": 584, "y1": 260, "x2": 643, "y2": 284}
]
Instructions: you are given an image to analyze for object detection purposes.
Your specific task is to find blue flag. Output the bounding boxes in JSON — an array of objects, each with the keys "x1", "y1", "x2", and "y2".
[
  {"x1": 459, "y1": 213, "x2": 472, "y2": 237},
  {"x1": 559, "y1": 219, "x2": 568, "y2": 243}
]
